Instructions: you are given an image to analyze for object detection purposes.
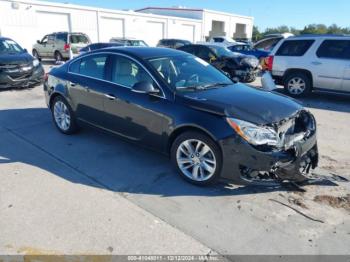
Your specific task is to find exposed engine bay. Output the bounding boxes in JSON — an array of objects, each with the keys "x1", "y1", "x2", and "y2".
[{"x1": 240, "y1": 110, "x2": 319, "y2": 184}]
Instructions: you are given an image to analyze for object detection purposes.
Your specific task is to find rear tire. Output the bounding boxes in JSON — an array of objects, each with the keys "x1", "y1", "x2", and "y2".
[
  {"x1": 51, "y1": 96, "x2": 79, "y2": 135},
  {"x1": 171, "y1": 131, "x2": 222, "y2": 186},
  {"x1": 284, "y1": 72, "x2": 311, "y2": 97},
  {"x1": 54, "y1": 51, "x2": 64, "y2": 63}
]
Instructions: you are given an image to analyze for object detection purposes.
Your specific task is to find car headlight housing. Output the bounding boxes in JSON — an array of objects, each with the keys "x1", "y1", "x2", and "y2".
[
  {"x1": 226, "y1": 118, "x2": 278, "y2": 146},
  {"x1": 240, "y1": 57, "x2": 259, "y2": 68},
  {"x1": 33, "y1": 59, "x2": 40, "y2": 67}
]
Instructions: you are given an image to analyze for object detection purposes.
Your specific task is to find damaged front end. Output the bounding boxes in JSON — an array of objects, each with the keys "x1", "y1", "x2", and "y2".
[{"x1": 224, "y1": 110, "x2": 319, "y2": 185}]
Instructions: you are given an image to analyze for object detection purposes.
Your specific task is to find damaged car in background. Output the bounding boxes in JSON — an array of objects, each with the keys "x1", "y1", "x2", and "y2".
[
  {"x1": 44, "y1": 47, "x2": 318, "y2": 186},
  {"x1": 179, "y1": 43, "x2": 260, "y2": 83},
  {"x1": 0, "y1": 37, "x2": 44, "y2": 89}
]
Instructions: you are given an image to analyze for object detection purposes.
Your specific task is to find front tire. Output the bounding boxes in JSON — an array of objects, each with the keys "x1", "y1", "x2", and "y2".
[
  {"x1": 32, "y1": 49, "x2": 41, "y2": 61},
  {"x1": 171, "y1": 131, "x2": 222, "y2": 186},
  {"x1": 51, "y1": 96, "x2": 78, "y2": 135},
  {"x1": 284, "y1": 72, "x2": 311, "y2": 97}
]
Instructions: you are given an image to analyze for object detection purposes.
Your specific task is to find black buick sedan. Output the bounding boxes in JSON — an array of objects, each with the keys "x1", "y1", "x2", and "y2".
[{"x1": 44, "y1": 47, "x2": 318, "y2": 186}]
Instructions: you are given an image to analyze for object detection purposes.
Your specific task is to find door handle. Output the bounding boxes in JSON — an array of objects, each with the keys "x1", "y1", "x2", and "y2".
[
  {"x1": 311, "y1": 61, "x2": 322, "y2": 65},
  {"x1": 105, "y1": 94, "x2": 116, "y2": 100}
]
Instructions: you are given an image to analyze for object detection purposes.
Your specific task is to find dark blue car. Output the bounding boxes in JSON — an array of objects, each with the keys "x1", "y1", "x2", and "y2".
[{"x1": 227, "y1": 43, "x2": 270, "y2": 60}]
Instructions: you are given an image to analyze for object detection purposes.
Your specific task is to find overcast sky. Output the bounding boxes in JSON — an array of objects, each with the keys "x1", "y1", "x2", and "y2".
[{"x1": 41, "y1": 0, "x2": 350, "y2": 31}]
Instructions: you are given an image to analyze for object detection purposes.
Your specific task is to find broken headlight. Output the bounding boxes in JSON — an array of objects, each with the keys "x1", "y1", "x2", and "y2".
[
  {"x1": 33, "y1": 59, "x2": 40, "y2": 67},
  {"x1": 240, "y1": 57, "x2": 259, "y2": 68},
  {"x1": 226, "y1": 118, "x2": 278, "y2": 146}
]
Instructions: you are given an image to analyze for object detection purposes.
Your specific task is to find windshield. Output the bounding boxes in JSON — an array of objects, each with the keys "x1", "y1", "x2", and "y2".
[
  {"x1": 148, "y1": 54, "x2": 233, "y2": 92},
  {"x1": 208, "y1": 45, "x2": 233, "y2": 57},
  {"x1": 0, "y1": 39, "x2": 24, "y2": 54}
]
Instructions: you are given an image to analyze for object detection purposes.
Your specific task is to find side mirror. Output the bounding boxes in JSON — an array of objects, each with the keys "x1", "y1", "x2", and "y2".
[
  {"x1": 132, "y1": 81, "x2": 159, "y2": 95},
  {"x1": 37, "y1": 40, "x2": 41, "y2": 44},
  {"x1": 23, "y1": 48, "x2": 28, "y2": 53}
]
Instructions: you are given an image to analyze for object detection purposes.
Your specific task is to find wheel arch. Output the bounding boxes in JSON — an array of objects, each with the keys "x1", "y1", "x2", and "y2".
[
  {"x1": 283, "y1": 68, "x2": 314, "y2": 88},
  {"x1": 167, "y1": 124, "x2": 219, "y2": 155},
  {"x1": 48, "y1": 85, "x2": 70, "y2": 109}
]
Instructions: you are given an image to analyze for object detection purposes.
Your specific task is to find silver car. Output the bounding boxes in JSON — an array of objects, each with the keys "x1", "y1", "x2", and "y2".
[
  {"x1": 267, "y1": 35, "x2": 350, "y2": 97},
  {"x1": 32, "y1": 32, "x2": 91, "y2": 62}
]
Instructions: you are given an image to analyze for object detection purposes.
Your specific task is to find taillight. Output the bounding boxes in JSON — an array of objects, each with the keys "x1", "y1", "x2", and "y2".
[
  {"x1": 266, "y1": 56, "x2": 274, "y2": 71},
  {"x1": 44, "y1": 73, "x2": 49, "y2": 82},
  {"x1": 64, "y1": 43, "x2": 70, "y2": 51}
]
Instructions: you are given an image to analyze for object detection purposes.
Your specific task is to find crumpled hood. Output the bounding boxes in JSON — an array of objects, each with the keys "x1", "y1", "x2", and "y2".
[
  {"x1": 221, "y1": 54, "x2": 259, "y2": 69},
  {"x1": 0, "y1": 52, "x2": 33, "y2": 66},
  {"x1": 177, "y1": 83, "x2": 303, "y2": 125}
]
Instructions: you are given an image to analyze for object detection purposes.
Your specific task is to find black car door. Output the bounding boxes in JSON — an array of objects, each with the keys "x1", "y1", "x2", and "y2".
[
  {"x1": 67, "y1": 53, "x2": 110, "y2": 127},
  {"x1": 101, "y1": 54, "x2": 169, "y2": 150}
]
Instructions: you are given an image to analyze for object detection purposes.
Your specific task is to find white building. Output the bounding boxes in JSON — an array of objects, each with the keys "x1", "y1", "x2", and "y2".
[
  {"x1": 136, "y1": 7, "x2": 254, "y2": 41},
  {"x1": 0, "y1": 0, "x2": 253, "y2": 52}
]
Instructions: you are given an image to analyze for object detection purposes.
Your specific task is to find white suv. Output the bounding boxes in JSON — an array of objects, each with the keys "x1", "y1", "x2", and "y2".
[{"x1": 267, "y1": 35, "x2": 350, "y2": 97}]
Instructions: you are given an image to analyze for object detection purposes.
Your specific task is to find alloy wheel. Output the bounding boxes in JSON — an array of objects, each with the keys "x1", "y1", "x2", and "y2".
[
  {"x1": 287, "y1": 77, "x2": 306, "y2": 95},
  {"x1": 53, "y1": 101, "x2": 71, "y2": 131},
  {"x1": 176, "y1": 139, "x2": 217, "y2": 182}
]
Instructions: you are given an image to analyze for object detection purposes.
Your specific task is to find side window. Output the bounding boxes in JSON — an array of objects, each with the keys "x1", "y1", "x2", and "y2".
[
  {"x1": 316, "y1": 40, "x2": 350, "y2": 60},
  {"x1": 56, "y1": 33, "x2": 67, "y2": 43},
  {"x1": 276, "y1": 40, "x2": 314, "y2": 56},
  {"x1": 47, "y1": 35, "x2": 55, "y2": 44},
  {"x1": 111, "y1": 55, "x2": 153, "y2": 88},
  {"x1": 79, "y1": 55, "x2": 108, "y2": 80},
  {"x1": 196, "y1": 47, "x2": 211, "y2": 60},
  {"x1": 180, "y1": 45, "x2": 195, "y2": 54},
  {"x1": 232, "y1": 45, "x2": 242, "y2": 51},
  {"x1": 69, "y1": 59, "x2": 81, "y2": 73}
]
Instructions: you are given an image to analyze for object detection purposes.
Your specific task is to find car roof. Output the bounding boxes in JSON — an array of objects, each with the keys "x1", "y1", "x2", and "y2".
[
  {"x1": 90, "y1": 42, "x2": 123, "y2": 45},
  {"x1": 288, "y1": 34, "x2": 350, "y2": 39},
  {"x1": 0, "y1": 37, "x2": 12, "y2": 41},
  {"x1": 188, "y1": 43, "x2": 223, "y2": 48},
  {"x1": 89, "y1": 47, "x2": 186, "y2": 59},
  {"x1": 161, "y1": 39, "x2": 190, "y2": 41}
]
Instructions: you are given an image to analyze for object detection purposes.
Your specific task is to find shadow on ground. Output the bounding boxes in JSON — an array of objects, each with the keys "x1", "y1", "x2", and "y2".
[
  {"x1": 273, "y1": 87, "x2": 350, "y2": 113},
  {"x1": 0, "y1": 107, "x2": 342, "y2": 199}
]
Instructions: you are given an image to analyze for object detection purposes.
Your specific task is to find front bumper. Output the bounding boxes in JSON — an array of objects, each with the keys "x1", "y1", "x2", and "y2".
[
  {"x1": 235, "y1": 68, "x2": 260, "y2": 82},
  {"x1": 0, "y1": 65, "x2": 45, "y2": 89},
  {"x1": 219, "y1": 132, "x2": 318, "y2": 184}
]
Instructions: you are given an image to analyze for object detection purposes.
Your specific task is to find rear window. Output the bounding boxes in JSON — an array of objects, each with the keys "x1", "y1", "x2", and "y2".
[
  {"x1": 213, "y1": 37, "x2": 224, "y2": 43},
  {"x1": 69, "y1": 34, "x2": 90, "y2": 44},
  {"x1": 316, "y1": 40, "x2": 350, "y2": 59},
  {"x1": 69, "y1": 55, "x2": 108, "y2": 80},
  {"x1": 276, "y1": 40, "x2": 314, "y2": 56},
  {"x1": 254, "y1": 37, "x2": 282, "y2": 51}
]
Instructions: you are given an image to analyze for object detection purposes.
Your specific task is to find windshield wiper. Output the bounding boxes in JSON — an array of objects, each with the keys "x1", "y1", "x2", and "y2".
[
  {"x1": 200, "y1": 82, "x2": 232, "y2": 89},
  {"x1": 177, "y1": 82, "x2": 232, "y2": 91}
]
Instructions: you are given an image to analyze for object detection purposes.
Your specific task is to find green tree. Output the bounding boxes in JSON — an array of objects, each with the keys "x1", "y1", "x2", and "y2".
[
  {"x1": 252, "y1": 26, "x2": 262, "y2": 41},
  {"x1": 327, "y1": 24, "x2": 343, "y2": 34},
  {"x1": 300, "y1": 24, "x2": 328, "y2": 34},
  {"x1": 264, "y1": 25, "x2": 290, "y2": 35}
]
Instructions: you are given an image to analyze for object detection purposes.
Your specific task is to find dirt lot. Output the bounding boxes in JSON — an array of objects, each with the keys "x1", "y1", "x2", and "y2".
[{"x1": 0, "y1": 64, "x2": 349, "y2": 256}]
